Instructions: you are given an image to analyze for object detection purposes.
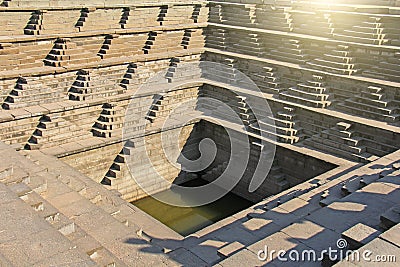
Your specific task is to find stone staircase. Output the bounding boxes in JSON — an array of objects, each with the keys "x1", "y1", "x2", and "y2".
[
  {"x1": 220, "y1": 3, "x2": 257, "y2": 27},
  {"x1": 290, "y1": 9, "x2": 334, "y2": 37},
  {"x1": 146, "y1": 88, "x2": 199, "y2": 124},
  {"x1": 165, "y1": 58, "x2": 180, "y2": 83},
  {"x1": 120, "y1": 63, "x2": 142, "y2": 90},
  {"x1": 245, "y1": 65, "x2": 282, "y2": 94},
  {"x1": 255, "y1": 5, "x2": 293, "y2": 32},
  {"x1": 304, "y1": 122, "x2": 379, "y2": 163},
  {"x1": 101, "y1": 140, "x2": 134, "y2": 186},
  {"x1": 268, "y1": 38, "x2": 309, "y2": 64},
  {"x1": 75, "y1": 7, "x2": 121, "y2": 32},
  {"x1": 0, "y1": 42, "x2": 47, "y2": 71},
  {"x1": 227, "y1": 31, "x2": 265, "y2": 57},
  {"x1": 92, "y1": 103, "x2": 125, "y2": 138},
  {"x1": 44, "y1": 38, "x2": 100, "y2": 67},
  {"x1": 250, "y1": 107, "x2": 305, "y2": 144},
  {"x1": 159, "y1": 5, "x2": 196, "y2": 26},
  {"x1": 146, "y1": 94, "x2": 164, "y2": 123},
  {"x1": 208, "y1": 3, "x2": 223, "y2": 23},
  {"x1": 279, "y1": 74, "x2": 332, "y2": 108},
  {"x1": 265, "y1": 162, "x2": 290, "y2": 195},
  {"x1": 191, "y1": 4, "x2": 208, "y2": 24},
  {"x1": 206, "y1": 57, "x2": 247, "y2": 86},
  {"x1": 333, "y1": 15, "x2": 389, "y2": 45},
  {"x1": 307, "y1": 44, "x2": 358, "y2": 76},
  {"x1": 97, "y1": 33, "x2": 147, "y2": 59},
  {"x1": 24, "y1": 114, "x2": 93, "y2": 150},
  {"x1": 68, "y1": 69, "x2": 91, "y2": 101},
  {"x1": 235, "y1": 95, "x2": 256, "y2": 127},
  {"x1": 2, "y1": 77, "x2": 65, "y2": 109},
  {"x1": 68, "y1": 69, "x2": 124, "y2": 101},
  {"x1": 24, "y1": 9, "x2": 80, "y2": 35},
  {"x1": 120, "y1": 6, "x2": 163, "y2": 29},
  {"x1": 205, "y1": 26, "x2": 228, "y2": 50},
  {"x1": 337, "y1": 85, "x2": 400, "y2": 122},
  {"x1": 142, "y1": 30, "x2": 185, "y2": 55},
  {"x1": 165, "y1": 56, "x2": 202, "y2": 83},
  {"x1": 0, "y1": 142, "x2": 176, "y2": 265},
  {"x1": 23, "y1": 11, "x2": 43, "y2": 35},
  {"x1": 181, "y1": 28, "x2": 205, "y2": 50}
]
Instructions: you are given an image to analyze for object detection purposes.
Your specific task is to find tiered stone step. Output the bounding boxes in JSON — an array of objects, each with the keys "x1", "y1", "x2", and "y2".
[
  {"x1": 249, "y1": 107, "x2": 305, "y2": 144},
  {"x1": 255, "y1": 6, "x2": 293, "y2": 32},
  {"x1": 120, "y1": 63, "x2": 140, "y2": 89},
  {"x1": 205, "y1": 26, "x2": 228, "y2": 50},
  {"x1": 337, "y1": 85, "x2": 400, "y2": 122},
  {"x1": 159, "y1": 5, "x2": 196, "y2": 26},
  {"x1": 101, "y1": 141, "x2": 134, "y2": 186},
  {"x1": 208, "y1": 3, "x2": 223, "y2": 23},
  {"x1": 0, "y1": 175, "x2": 99, "y2": 265},
  {"x1": 1, "y1": 146, "x2": 174, "y2": 266},
  {"x1": 235, "y1": 95, "x2": 256, "y2": 126},
  {"x1": 75, "y1": 8, "x2": 121, "y2": 32},
  {"x1": 279, "y1": 75, "x2": 332, "y2": 108},
  {"x1": 265, "y1": 163, "x2": 290, "y2": 195},
  {"x1": 0, "y1": 117, "x2": 39, "y2": 146},
  {"x1": 191, "y1": 4, "x2": 208, "y2": 24},
  {"x1": 120, "y1": 56, "x2": 197, "y2": 90},
  {"x1": 227, "y1": 31, "x2": 265, "y2": 57},
  {"x1": 2, "y1": 77, "x2": 66, "y2": 109},
  {"x1": 245, "y1": 65, "x2": 282, "y2": 94},
  {"x1": 44, "y1": 38, "x2": 100, "y2": 67},
  {"x1": 199, "y1": 85, "x2": 252, "y2": 124},
  {"x1": 68, "y1": 68, "x2": 124, "y2": 101},
  {"x1": 307, "y1": 44, "x2": 358, "y2": 75},
  {"x1": 100, "y1": 127, "x2": 196, "y2": 201},
  {"x1": 290, "y1": 9, "x2": 334, "y2": 37},
  {"x1": 164, "y1": 58, "x2": 180, "y2": 83},
  {"x1": 201, "y1": 57, "x2": 242, "y2": 85},
  {"x1": 68, "y1": 69, "x2": 90, "y2": 101},
  {"x1": 146, "y1": 87, "x2": 199, "y2": 123},
  {"x1": 363, "y1": 52, "x2": 400, "y2": 82},
  {"x1": 164, "y1": 56, "x2": 202, "y2": 83},
  {"x1": 92, "y1": 103, "x2": 125, "y2": 138},
  {"x1": 0, "y1": 11, "x2": 31, "y2": 36},
  {"x1": 97, "y1": 33, "x2": 147, "y2": 59},
  {"x1": 24, "y1": 10, "x2": 80, "y2": 35},
  {"x1": 332, "y1": 15, "x2": 389, "y2": 45},
  {"x1": 0, "y1": 42, "x2": 47, "y2": 71},
  {"x1": 25, "y1": 114, "x2": 94, "y2": 150},
  {"x1": 120, "y1": 6, "x2": 162, "y2": 28},
  {"x1": 268, "y1": 38, "x2": 309, "y2": 64},
  {"x1": 304, "y1": 122, "x2": 379, "y2": 163},
  {"x1": 220, "y1": 3, "x2": 257, "y2": 27},
  {"x1": 142, "y1": 30, "x2": 185, "y2": 54},
  {"x1": 68, "y1": 35, "x2": 104, "y2": 57},
  {"x1": 181, "y1": 28, "x2": 205, "y2": 50}
]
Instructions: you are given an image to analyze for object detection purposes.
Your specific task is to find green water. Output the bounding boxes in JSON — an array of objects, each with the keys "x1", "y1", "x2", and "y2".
[{"x1": 132, "y1": 179, "x2": 253, "y2": 236}]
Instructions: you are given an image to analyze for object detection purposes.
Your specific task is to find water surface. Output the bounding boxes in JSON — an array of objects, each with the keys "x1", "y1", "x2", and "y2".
[{"x1": 133, "y1": 179, "x2": 253, "y2": 236}]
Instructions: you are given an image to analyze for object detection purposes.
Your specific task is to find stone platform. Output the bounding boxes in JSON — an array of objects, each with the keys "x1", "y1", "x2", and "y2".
[{"x1": 0, "y1": 0, "x2": 399, "y2": 266}]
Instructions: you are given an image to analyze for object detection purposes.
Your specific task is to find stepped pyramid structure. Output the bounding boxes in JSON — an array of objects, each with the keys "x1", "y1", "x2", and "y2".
[{"x1": 0, "y1": 0, "x2": 399, "y2": 266}]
